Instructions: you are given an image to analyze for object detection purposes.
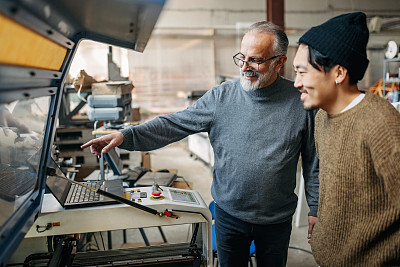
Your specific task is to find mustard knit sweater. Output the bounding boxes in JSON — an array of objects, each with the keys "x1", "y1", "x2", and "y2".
[{"x1": 311, "y1": 92, "x2": 400, "y2": 266}]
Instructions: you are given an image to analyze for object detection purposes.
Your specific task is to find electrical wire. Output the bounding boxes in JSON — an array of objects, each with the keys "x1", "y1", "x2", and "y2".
[
  {"x1": 77, "y1": 84, "x2": 87, "y2": 102},
  {"x1": 288, "y1": 246, "x2": 313, "y2": 255}
]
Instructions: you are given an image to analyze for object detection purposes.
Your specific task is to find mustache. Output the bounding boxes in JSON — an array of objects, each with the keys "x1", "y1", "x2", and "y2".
[{"x1": 242, "y1": 70, "x2": 260, "y2": 78}]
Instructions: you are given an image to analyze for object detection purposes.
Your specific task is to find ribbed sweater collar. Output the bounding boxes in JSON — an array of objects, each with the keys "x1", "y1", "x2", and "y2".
[
  {"x1": 243, "y1": 74, "x2": 282, "y2": 99},
  {"x1": 324, "y1": 92, "x2": 371, "y2": 121}
]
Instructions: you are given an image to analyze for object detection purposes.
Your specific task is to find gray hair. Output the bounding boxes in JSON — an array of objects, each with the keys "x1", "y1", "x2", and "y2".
[{"x1": 247, "y1": 21, "x2": 288, "y2": 56}]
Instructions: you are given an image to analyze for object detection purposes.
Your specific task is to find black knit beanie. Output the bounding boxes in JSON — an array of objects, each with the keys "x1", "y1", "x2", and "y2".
[{"x1": 299, "y1": 12, "x2": 369, "y2": 81}]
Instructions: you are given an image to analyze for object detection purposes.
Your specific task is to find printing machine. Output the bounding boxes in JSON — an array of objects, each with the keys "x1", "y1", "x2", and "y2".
[{"x1": 0, "y1": 0, "x2": 213, "y2": 266}]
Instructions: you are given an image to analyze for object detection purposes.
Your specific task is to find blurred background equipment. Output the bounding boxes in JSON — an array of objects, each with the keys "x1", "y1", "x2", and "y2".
[
  {"x1": 88, "y1": 81, "x2": 133, "y2": 127},
  {"x1": 385, "y1": 40, "x2": 399, "y2": 59}
]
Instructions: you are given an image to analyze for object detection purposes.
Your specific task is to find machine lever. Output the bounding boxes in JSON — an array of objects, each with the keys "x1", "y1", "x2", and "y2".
[
  {"x1": 163, "y1": 210, "x2": 179, "y2": 219},
  {"x1": 97, "y1": 189, "x2": 159, "y2": 215}
]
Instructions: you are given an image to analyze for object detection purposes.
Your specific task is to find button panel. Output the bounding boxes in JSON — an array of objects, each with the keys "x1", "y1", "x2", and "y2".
[
  {"x1": 130, "y1": 191, "x2": 147, "y2": 202},
  {"x1": 169, "y1": 189, "x2": 198, "y2": 204}
]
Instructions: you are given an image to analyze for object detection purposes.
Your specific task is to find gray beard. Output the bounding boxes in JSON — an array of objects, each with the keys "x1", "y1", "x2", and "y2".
[{"x1": 240, "y1": 66, "x2": 274, "y2": 91}]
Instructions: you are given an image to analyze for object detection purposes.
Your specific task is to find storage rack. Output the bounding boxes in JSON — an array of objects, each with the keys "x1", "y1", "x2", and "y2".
[{"x1": 382, "y1": 58, "x2": 400, "y2": 97}]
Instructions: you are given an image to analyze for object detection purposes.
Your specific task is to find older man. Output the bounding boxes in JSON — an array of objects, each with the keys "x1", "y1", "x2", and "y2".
[
  {"x1": 82, "y1": 21, "x2": 319, "y2": 267},
  {"x1": 294, "y1": 12, "x2": 400, "y2": 265}
]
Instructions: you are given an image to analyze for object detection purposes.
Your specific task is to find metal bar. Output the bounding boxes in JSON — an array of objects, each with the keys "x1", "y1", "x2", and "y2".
[
  {"x1": 65, "y1": 99, "x2": 87, "y2": 121},
  {"x1": 0, "y1": 0, "x2": 74, "y2": 49},
  {"x1": 100, "y1": 153, "x2": 105, "y2": 181},
  {"x1": 190, "y1": 223, "x2": 199, "y2": 248},
  {"x1": 108, "y1": 231, "x2": 112, "y2": 250},
  {"x1": 158, "y1": 226, "x2": 167, "y2": 243},
  {"x1": 123, "y1": 229, "x2": 127, "y2": 244},
  {"x1": 139, "y1": 228, "x2": 150, "y2": 246}
]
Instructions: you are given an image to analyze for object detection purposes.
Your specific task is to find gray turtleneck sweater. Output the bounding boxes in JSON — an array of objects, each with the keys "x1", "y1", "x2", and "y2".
[{"x1": 119, "y1": 76, "x2": 319, "y2": 224}]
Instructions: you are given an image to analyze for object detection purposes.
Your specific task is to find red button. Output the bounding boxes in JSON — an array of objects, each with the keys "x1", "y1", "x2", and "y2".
[{"x1": 152, "y1": 191, "x2": 162, "y2": 196}]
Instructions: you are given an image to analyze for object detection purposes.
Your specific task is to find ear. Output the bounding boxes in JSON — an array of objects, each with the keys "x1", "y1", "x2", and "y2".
[
  {"x1": 335, "y1": 65, "x2": 348, "y2": 84},
  {"x1": 274, "y1": 56, "x2": 287, "y2": 72}
]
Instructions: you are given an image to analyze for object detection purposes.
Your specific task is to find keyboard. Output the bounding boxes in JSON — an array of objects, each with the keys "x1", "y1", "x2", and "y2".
[
  {"x1": 67, "y1": 181, "x2": 102, "y2": 203},
  {"x1": 0, "y1": 170, "x2": 36, "y2": 202}
]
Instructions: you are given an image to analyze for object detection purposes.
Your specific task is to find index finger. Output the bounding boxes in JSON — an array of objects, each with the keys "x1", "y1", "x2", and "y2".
[{"x1": 81, "y1": 139, "x2": 98, "y2": 149}]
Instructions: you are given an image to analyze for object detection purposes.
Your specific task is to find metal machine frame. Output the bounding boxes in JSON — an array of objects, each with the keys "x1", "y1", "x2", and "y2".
[
  {"x1": 10, "y1": 187, "x2": 213, "y2": 266},
  {"x1": 0, "y1": 0, "x2": 165, "y2": 264}
]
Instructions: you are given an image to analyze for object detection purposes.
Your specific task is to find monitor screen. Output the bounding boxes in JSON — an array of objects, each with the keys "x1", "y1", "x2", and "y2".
[
  {"x1": 0, "y1": 96, "x2": 50, "y2": 228},
  {"x1": 45, "y1": 161, "x2": 71, "y2": 206}
]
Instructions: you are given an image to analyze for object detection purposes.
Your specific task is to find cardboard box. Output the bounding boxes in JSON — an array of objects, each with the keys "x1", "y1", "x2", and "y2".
[
  {"x1": 141, "y1": 152, "x2": 151, "y2": 169},
  {"x1": 91, "y1": 81, "x2": 134, "y2": 95},
  {"x1": 132, "y1": 107, "x2": 141, "y2": 121},
  {"x1": 172, "y1": 181, "x2": 193, "y2": 190}
]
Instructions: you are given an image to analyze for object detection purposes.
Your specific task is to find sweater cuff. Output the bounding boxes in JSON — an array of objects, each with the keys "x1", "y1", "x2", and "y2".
[
  {"x1": 118, "y1": 127, "x2": 134, "y2": 150},
  {"x1": 308, "y1": 205, "x2": 318, "y2": 217}
]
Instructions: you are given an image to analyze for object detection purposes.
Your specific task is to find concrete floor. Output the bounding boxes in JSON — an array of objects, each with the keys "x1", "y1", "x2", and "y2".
[{"x1": 106, "y1": 140, "x2": 318, "y2": 267}]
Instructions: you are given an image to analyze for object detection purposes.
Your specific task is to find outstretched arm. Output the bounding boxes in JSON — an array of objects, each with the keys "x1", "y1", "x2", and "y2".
[
  {"x1": 82, "y1": 86, "x2": 218, "y2": 156},
  {"x1": 81, "y1": 132, "x2": 123, "y2": 158}
]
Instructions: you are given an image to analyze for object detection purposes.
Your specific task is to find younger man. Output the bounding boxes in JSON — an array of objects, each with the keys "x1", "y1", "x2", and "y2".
[{"x1": 293, "y1": 12, "x2": 400, "y2": 265}]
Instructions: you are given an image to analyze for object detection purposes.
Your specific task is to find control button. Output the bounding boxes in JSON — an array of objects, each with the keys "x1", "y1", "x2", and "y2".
[
  {"x1": 137, "y1": 189, "x2": 141, "y2": 192},
  {"x1": 131, "y1": 198, "x2": 135, "y2": 202},
  {"x1": 138, "y1": 199, "x2": 142, "y2": 202},
  {"x1": 152, "y1": 191, "x2": 162, "y2": 196}
]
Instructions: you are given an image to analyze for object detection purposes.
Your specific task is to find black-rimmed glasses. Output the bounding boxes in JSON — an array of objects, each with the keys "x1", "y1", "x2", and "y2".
[{"x1": 233, "y1": 53, "x2": 283, "y2": 71}]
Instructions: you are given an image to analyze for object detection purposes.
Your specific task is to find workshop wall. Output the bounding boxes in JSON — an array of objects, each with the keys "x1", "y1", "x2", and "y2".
[
  {"x1": 156, "y1": 0, "x2": 400, "y2": 30},
  {"x1": 69, "y1": 0, "x2": 400, "y2": 117}
]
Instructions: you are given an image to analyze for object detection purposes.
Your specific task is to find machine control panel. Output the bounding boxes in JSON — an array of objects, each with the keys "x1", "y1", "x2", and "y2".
[{"x1": 126, "y1": 187, "x2": 199, "y2": 205}]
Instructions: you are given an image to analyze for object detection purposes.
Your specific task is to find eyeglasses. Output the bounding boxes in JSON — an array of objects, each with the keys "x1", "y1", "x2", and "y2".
[{"x1": 233, "y1": 53, "x2": 283, "y2": 71}]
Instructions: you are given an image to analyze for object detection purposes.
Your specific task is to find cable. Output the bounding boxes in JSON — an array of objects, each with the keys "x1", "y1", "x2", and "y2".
[
  {"x1": 288, "y1": 246, "x2": 313, "y2": 255},
  {"x1": 36, "y1": 223, "x2": 52, "y2": 233},
  {"x1": 77, "y1": 84, "x2": 87, "y2": 102}
]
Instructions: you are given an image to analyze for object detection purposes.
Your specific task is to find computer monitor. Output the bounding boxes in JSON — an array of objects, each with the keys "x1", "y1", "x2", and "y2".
[{"x1": 103, "y1": 148, "x2": 123, "y2": 176}]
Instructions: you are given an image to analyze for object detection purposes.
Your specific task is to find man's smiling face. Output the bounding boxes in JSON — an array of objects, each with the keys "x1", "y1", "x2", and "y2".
[
  {"x1": 293, "y1": 44, "x2": 337, "y2": 111},
  {"x1": 239, "y1": 31, "x2": 277, "y2": 91}
]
